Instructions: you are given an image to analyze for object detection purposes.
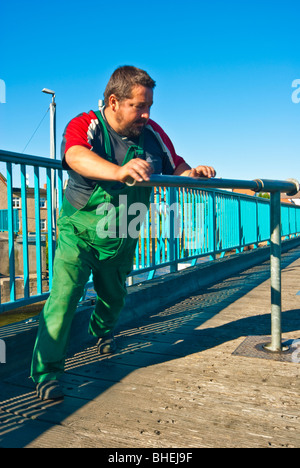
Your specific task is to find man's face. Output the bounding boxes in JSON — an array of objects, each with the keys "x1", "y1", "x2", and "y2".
[{"x1": 112, "y1": 85, "x2": 153, "y2": 138}]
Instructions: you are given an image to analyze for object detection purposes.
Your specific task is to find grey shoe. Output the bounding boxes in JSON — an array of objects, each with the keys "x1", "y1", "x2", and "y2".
[
  {"x1": 97, "y1": 332, "x2": 117, "y2": 355},
  {"x1": 36, "y1": 380, "x2": 64, "y2": 401}
]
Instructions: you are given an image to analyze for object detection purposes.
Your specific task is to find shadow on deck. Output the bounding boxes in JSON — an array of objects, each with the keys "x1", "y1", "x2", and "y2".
[{"x1": 0, "y1": 244, "x2": 299, "y2": 448}]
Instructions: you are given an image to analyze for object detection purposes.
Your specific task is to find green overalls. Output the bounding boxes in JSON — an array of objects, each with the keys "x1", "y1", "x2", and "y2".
[{"x1": 31, "y1": 111, "x2": 152, "y2": 384}]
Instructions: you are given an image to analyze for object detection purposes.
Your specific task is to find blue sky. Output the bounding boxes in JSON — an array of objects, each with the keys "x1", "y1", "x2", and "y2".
[{"x1": 1, "y1": 0, "x2": 300, "y2": 183}]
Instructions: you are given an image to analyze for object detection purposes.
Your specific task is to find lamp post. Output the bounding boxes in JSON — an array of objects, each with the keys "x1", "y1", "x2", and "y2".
[
  {"x1": 42, "y1": 88, "x2": 56, "y2": 159},
  {"x1": 42, "y1": 88, "x2": 57, "y2": 266}
]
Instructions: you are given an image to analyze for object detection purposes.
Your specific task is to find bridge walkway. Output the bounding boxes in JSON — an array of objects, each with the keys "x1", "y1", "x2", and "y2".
[{"x1": 0, "y1": 246, "x2": 299, "y2": 448}]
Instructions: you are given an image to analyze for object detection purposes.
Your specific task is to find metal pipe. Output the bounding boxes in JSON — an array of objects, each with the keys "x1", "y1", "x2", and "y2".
[
  {"x1": 263, "y1": 191, "x2": 289, "y2": 353},
  {"x1": 0, "y1": 149, "x2": 62, "y2": 169},
  {"x1": 133, "y1": 175, "x2": 299, "y2": 195},
  {"x1": 42, "y1": 89, "x2": 57, "y2": 259},
  {"x1": 49, "y1": 95, "x2": 56, "y2": 160},
  {"x1": 49, "y1": 94, "x2": 57, "y2": 248}
]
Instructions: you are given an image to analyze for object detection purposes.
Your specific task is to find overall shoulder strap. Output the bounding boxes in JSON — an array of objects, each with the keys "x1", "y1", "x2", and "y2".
[
  {"x1": 94, "y1": 110, "x2": 112, "y2": 161},
  {"x1": 95, "y1": 109, "x2": 145, "y2": 163}
]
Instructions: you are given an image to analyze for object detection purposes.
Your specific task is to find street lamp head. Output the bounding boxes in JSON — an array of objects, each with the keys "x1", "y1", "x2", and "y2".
[{"x1": 42, "y1": 88, "x2": 55, "y2": 97}]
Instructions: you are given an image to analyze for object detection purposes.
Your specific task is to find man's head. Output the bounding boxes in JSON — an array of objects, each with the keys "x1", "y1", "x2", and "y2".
[
  {"x1": 104, "y1": 66, "x2": 156, "y2": 106},
  {"x1": 104, "y1": 66, "x2": 156, "y2": 138}
]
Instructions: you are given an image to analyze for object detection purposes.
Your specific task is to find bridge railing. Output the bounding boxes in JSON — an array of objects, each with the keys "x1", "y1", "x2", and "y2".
[
  {"x1": 130, "y1": 177, "x2": 300, "y2": 282},
  {"x1": 0, "y1": 149, "x2": 299, "y2": 352},
  {"x1": 132, "y1": 174, "x2": 300, "y2": 353},
  {"x1": 0, "y1": 150, "x2": 64, "y2": 312}
]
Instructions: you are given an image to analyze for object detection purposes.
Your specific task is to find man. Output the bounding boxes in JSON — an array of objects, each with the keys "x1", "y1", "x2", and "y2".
[{"x1": 31, "y1": 66, "x2": 216, "y2": 400}]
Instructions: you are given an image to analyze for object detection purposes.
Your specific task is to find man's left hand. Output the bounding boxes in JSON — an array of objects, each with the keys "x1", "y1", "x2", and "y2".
[{"x1": 189, "y1": 165, "x2": 216, "y2": 178}]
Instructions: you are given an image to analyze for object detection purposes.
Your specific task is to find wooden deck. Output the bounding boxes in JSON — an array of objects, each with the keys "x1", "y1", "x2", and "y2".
[{"x1": 0, "y1": 247, "x2": 299, "y2": 449}]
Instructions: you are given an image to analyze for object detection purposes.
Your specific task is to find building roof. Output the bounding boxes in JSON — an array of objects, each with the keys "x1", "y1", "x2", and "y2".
[
  {"x1": 0, "y1": 172, "x2": 7, "y2": 184},
  {"x1": 281, "y1": 192, "x2": 300, "y2": 200},
  {"x1": 232, "y1": 188, "x2": 256, "y2": 196},
  {"x1": 12, "y1": 187, "x2": 47, "y2": 196}
]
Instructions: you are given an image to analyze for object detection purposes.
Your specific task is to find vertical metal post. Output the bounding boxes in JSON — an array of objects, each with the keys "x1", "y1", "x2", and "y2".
[
  {"x1": 6, "y1": 162, "x2": 16, "y2": 302},
  {"x1": 50, "y1": 94, "x2": 57, "y2": 244},
  {"x1": 169, "y1": 186, "x2": 178, "y2": 273},
  {"x1": 34, "y1": 166, "x2": 42, "y2": 295},
  {"x1": 42, "y1": 88, "x2": 57, "y2": 265},
  {"x1": 264, "y1": 191, "x2": 288, "y2": 352},
  {"x1": 211, "y1": 191, "x2": 216, "y2": 260},
  {"x1": 20, "y1": 164, "x2": 29, "y2": 298},
  {"x1": 49, "y1": 96, "x2": 56, "y2": 161},
  {"x1": 46, "y1": 168, "x2": 54, "y2": 289}
]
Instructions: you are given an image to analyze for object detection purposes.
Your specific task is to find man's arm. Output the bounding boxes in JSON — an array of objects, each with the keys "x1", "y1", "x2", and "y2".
[
  {"x1": 65, "y1": 145, "x2": 153, "y2": 183},
  {"x1": 173, "y1": 162, "x2": 216, "y2": 178},
  {"x1": 146, "y1": 120, "x2": 216, "y2": 179}
]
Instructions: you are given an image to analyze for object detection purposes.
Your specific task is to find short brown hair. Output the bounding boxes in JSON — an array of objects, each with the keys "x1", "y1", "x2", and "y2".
[{"x1": 104, "y1": 65, "x2": 156, "y2": 106}]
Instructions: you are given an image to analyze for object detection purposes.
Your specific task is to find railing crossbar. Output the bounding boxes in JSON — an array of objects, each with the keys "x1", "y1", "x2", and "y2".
[{"x1": 133, "y1": 174, "x2": 299, "y2": 196}]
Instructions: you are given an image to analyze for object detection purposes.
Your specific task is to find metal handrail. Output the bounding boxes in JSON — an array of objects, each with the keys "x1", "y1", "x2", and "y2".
[
  {"x1": 132, "y1": 174, "x2": 299, "y2": 195},
  {"x1": 133, "y1": 175, "x2": 300, "y2": 353},
  {"x1": 0, "y1": 149, "x2": 62, "y2": 170}
]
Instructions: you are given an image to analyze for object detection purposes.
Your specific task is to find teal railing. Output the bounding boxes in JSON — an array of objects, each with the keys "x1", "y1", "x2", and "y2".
[
  {"x1": 0, "y1": 150, "x2": 299, "y2": 327},
  {"x1": 0, "y1": 209, "x2": 19, "y2": 233}
]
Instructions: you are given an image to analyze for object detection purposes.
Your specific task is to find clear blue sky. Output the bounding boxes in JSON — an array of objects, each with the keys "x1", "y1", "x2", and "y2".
[{"x1": 1, "y1": 0, "x2": 300, "y2": 183}]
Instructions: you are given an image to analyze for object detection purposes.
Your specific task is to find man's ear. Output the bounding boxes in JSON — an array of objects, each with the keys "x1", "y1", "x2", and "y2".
[{"x1": 108, "y1": 94, "x2": 119, "y2": 112}]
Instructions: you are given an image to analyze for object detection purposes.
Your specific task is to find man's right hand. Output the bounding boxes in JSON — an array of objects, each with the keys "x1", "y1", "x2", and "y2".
[
  {"x1": 116, "y1": 158, "x2": 154, "y2": 184},
  {"x1": 65, "y1": 146, "x2": 154, "y2": 183}
]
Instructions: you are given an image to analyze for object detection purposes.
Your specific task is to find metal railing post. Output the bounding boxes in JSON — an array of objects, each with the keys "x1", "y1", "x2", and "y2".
[
  {"x1": 6, "y1": 162, "x2": 16, "y2": 302},
  {"x1": 169, "y1": 186, "x2": 178, "y2": 273},
  {"x1": 263, "y1": 191, "x2": 289, "y2": 352}
]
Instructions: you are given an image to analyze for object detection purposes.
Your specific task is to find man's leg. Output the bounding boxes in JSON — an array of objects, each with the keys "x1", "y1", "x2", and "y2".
[
  {"x1": 31, "y1": 222, "x2": 92, "y2": 384},
  {"x1": 88, "y1": 261, "x2": 129, "y2": 339}
]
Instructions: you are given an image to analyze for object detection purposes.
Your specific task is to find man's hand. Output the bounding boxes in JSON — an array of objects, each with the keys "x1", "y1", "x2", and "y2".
[
  {"x1": 117, "y1": 158, "x2": 154, "y2": 184},
  {"x1": 173, "y1": 162, "x2": 216, "y2": 178},
  {"x1": 65, "y1": 146, "x2": 154, "y2": 183},
  {"x1": 189, "y1": 165, "x2": 216, "y2": 179}
]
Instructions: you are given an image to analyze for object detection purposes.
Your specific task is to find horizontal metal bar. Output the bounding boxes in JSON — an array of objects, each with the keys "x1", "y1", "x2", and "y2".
[
  {"x1": 132, "y1": 175, "x2": 300, "y2": 195},
  {"x1": 2, "y1": 149, "x2": 298, "y2": 195},
  {"x1": 0, "y1": 149, "x2": 62, "y2": 170},
  {"x1": 0, "y1": 292, "x2": 50, "y2": 313}
]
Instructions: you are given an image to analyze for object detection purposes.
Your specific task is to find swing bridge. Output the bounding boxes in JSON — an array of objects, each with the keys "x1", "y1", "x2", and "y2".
[{"x1": 0, "y1": 148, "x2": 300, "y2": 448}]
